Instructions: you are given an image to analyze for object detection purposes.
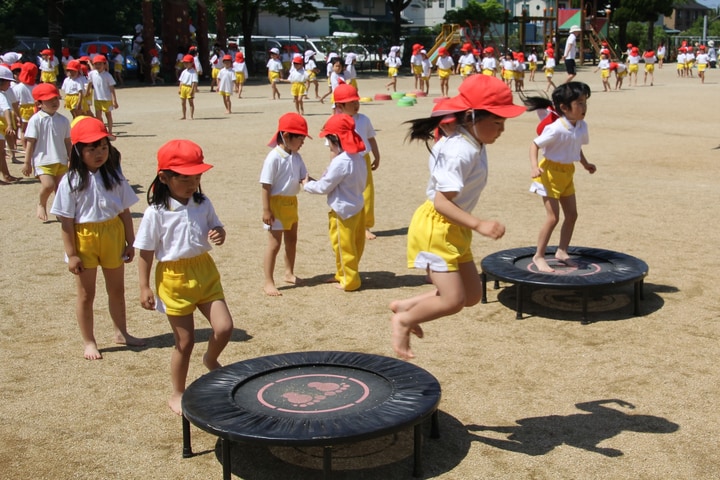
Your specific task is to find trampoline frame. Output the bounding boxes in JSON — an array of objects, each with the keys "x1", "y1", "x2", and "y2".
[
  {"x1": 181, "y1": 351, "x2": 441, "y2": 479},
  {"x1": 480, "y1": 246, "x2": 648, "y2": 324}
]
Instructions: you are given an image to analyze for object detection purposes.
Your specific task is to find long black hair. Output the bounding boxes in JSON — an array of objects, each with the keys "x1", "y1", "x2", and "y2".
[
  {"x1": 68, "y1": 138, "x2": 123, "y2": 192},
  {"x1": 146, "y1": 170, "x2": 205, "y2": 209},
  {"x1": 405, "y1": 109, "x2": 494, "y2": 150},
  {"x1": 523, "y1": 81, "x2": 591, "y2": 115}
]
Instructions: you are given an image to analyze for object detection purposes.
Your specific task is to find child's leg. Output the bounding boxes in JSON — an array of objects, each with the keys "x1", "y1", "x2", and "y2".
[
  {"x1": 180, "y1": 98, "x2": 187, "y2": 119},
  {"x1": 555, "y1": 194, "x2": 578, "y2": 262},
  {"x1": 533, "y1": 196, "x2": 561, "y2": 272},
  {"x1": 102, "y1": 265, "x2": 145, "y2": 346},
  {"x1": 197, "y1": 299, "x2": 233, "y2": 370},
  {"x1": 75, "y1": 267, "x2": 101, "y2": 359},
  {"x1": 298, "y1": 97, "x2": 304, "y2": 115},
  {"x1": 36, "y1": 174, "x2": 57, "y2": 221},
  {"x1": 104, "y1": 110, "x2": 113, "y2": 135},
  {"x1": 188, "y1": 98, "x2": 195, "y2": 119},
  {"x1": 263, "y1": 229, "x2": 284, "y2": 296},
  {"x1": 167, "y1": 313, "x2": 195, "y2": 414},
  {"x1": 282, "y1": 223, "x2": 300, "y2": 284},
  {"x1": 0, "y1": 141, "x2": 19, "y2": 183},
  {"x1": 238, "y1": 82, "x2": 244, "y2": 98}
]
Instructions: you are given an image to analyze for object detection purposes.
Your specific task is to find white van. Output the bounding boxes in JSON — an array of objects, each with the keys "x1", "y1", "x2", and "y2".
[{"x1": 274, "y1": 36, "x2": 336, "y2": 63}]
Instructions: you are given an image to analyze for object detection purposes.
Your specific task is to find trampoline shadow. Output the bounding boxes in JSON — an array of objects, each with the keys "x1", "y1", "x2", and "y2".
[
  {"x1": 99, "y1": 327, "x2": 252, "y2": 354},
  {"x1": 283, "y1": 271, "x2": 427, "y2": 291},
  {"x1": 372, "y1": 227, "x2": 408, "y2": 238},
  {"x1": 487, "y1": 281, "x2": 672, "y2": 323},
  {"x1": 217, "y1": 409, "x2": 471, "y2": 479},
  {"x1": 467, "y1": 399, "x2": 679, "y2": 457}
]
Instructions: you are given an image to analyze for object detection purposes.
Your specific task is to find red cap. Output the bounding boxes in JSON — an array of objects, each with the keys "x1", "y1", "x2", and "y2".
[
  {"x1": 182, "y1": 54, "x2": 194, "y2": 63},
  {"x1": 643, "y1": 51, "x2": 654, "y2": 57},
  {"x1": 268, "y1": 112, "x2": 311, "y2": 147},
  {"x1": 546, "y1": 48, "x2": 554, "y2": 55},
  {"x1": 438, "y1": 47, "x2": 448, "y2": 56},
  {"x1": 40, "y1": 49, "x2": 52, "y2": 56},
  {"x1": 10, "y1": 62, "x2": 22, "y2": 71},
  {"x1": 157, "y1": 139, "x2": 213, "y2": 175},
  {"x1": 223, "y1": 54, "x2": 232, "y2": 61},
  {"x1": 79, "y1": 56, "x2": 90, "y2": 63},
  {"x1": 92, "y1": 55, "x2": 108, "y2": 64},
  {"x1": 235, "y1": 52, "x2": 244, "y2": 61},
  {"x1": 19, "y1": 62, "x2": 38, "y2": 85},
  {"x1": 292, "y1": 54, "x2": 303, "y2": 64},
  {"x1": 70, "y1": 116, "x2": 111, "y2": 144},
  {"x1": 455, "y1": 75, "x2": 526, "y2": 118},
  {"x1": 111, "y1": 47, "x2": 121, "y2": 54},
  {"x1": 319, "y1": 114, "x2": 366, "y2": 154},
  {"x1": 66, "y1": 60, "x2": 81, "y2": 71},
  {"x1": 88, "y1": 45, "x2": 97, "y2": 54},
  {"x1": 333, "y1": 81, "x2": 360, "y2": 103},
  {"x1": 32, "y1": 83, "x2": 61, "y2": 101}
]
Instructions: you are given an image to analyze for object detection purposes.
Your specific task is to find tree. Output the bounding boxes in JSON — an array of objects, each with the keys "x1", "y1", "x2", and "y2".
[
  {"x1": 619, "y1": 0, "x2": 674, "y2": 48},
  {"x1": 444, "y1": 0, "x2": 505, "y2": 46},
  {"x1": 387, "y1": 0, "x2": 413, "y2": 45}
]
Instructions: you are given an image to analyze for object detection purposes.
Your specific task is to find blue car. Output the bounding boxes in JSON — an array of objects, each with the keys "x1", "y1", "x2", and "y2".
[{"x1": 77, "y1": 41, "x2": 137, "y2": 75}]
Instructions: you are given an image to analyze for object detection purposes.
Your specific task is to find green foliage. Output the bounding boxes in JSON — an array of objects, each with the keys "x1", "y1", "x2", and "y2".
[
  {"x1": 620, "y1": 0, "x2": 674, "y2": 23},
  {"x1": 444, "y1": 0, "x2": 505, "y2": 27}
]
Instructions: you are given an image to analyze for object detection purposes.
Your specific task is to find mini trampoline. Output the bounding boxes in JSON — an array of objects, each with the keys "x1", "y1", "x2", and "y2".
[
  {"x1": 181, "y1": 351, "x2": 441, "y2": 479},
  {"x1": 480, "y1": 246, "x2": 648, "y2": 324}
]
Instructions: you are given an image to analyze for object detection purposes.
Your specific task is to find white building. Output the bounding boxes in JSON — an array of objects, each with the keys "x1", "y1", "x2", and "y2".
[{"x1": 403, "y1": 0, "x2": 552, "y2": 28}]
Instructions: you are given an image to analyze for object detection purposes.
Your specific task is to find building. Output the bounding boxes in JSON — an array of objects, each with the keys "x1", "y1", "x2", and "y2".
[{"x1": 663, "y1": 0, "x2": 710, "y2": 32}]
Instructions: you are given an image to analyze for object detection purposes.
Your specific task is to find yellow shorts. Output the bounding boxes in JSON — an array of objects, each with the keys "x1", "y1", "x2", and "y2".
[
  {"x1": 530, "y1": 158, "x2": 576, "y2": 199},
  {"x1": 307, "y1": 71, "x2": 316, "y2": 81},
  {"x1": 545, "y1": 68, "x2": 554, "y2": 77},
  {"x1": 267, "y1": 195, "x2": 298, "y2": 231},
  {"x1": 438, "y1": 68, "x2": 451, "y2": 79},
  {"x1": 19, "y1": 104, "x2": 35, "y2": 122},
  {"x1": 349, "y1": 78, "x2": 358, "y2": 89},
  {"x1": 235, "y1": 72, "x2": 245, "y2": 84},
  {"x1": 407, "y1": 200, "x2": 472, "y2": 273},
  {"x1": 64, "y1": 93, "x2": 80, "y2": 110},
  {"x1": 74, "y1": 216, "x2": 126, "y2": 270},
  {"x1": 36, "y1": 162, "x2": 68, "y2": 177},
  {"x1": 462, "y1": 65, "x2": 474, "y2": 76},
  {"x1": 211, "y1": 67, "x2": 220, "y2": 79},
  {"x1": 268, "y1": 71, "x2": 280, "y2": 83},
  {"x1": 0, "y1": 118, "x2": 5, "y2": 138},
  {"x1": 94, "y1": 99, "x2": 113, "y2": 112},
  {"x1": 502, "y1": 69, "x2": 514, "y2": 80},
  {"x1": 601, "y1": 69, "x2": 610, "y2": 79},
  {"x1": 388, "y1": 67, "x2": 398, "y2": 77},
  {"x1": 628, "y1": 64, "x2": 639, "y2": 73},
  {"x1": 645, "y1": 64, "x2": 655, "y2": 73},
  {"x1": 482, "y1": 69, "x2": 494, "y2": 76},
  {"x1": 618, "y1": 71, "x2": 627, "y2": 78},
  {"x1": 698, "y1": 64, "x2": 707, "y2": 72},
  {"x1": 219, "y1": 91, "x2": 231, "y2": 97},
  {"x1": 151, "y1": 65, "x2": 160, "y2": 74},
  {"x1": 155, "y1": 252, "x2": 225, "y2": 316},
  {"x1": 82, "y1": 95, "x2": 93, "y2": 111},
  {"x1": 529, "y1": 62, "x2": 537, "y2": 71},
  {"x1": 291, "y1": 82, "x2": 306, "y2": 97},
  {"x1": 514, "y1": 71, "x2": 524, "y2": 80},
  {"x1": 114, "y1": 63, "x2": 123, "y2": 73},
  {"x1": 40, "y1": 71, "x2": 57, "y2": 83},
  {"x1": 413, "y1": 65, "x2": 423, "y2": 75},
  {"x1": 328, "y1": 209, "x2": 365, "y2": 291},
  {"x1": 179, "y1": 84, "x2": 194, "y2": 99},
  {"x1": 677, "y1": 63, "x2": 684, "y2": 71}
]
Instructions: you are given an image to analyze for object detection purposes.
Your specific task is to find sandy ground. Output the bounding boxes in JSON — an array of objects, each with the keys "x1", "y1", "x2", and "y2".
[{"x1": 1, "y1": 65, "x2": 719, "y2": 480}]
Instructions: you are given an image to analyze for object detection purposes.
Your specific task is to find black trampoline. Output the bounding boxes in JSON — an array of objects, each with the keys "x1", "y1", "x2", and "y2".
[
  {"x1": 181, "y1": 351, "x2": 442, "y2": 479},
  {"x1": 480, "y1": 246, "x2": 648, "y2": 324}
]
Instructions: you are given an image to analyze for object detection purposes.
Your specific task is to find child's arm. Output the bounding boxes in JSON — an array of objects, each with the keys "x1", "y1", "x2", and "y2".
[
  {"x1": 579, "y1": 149, "x2": 596, "y2": 173},
  {"x1": 530, "y1": 142, "x2": 543, "y2": 177},
  {"x1": 137, "y1": 249, "x2": 156, "y2": 310},
  {"x1": 58, "y1": 216, "x2": 84, "y2": 274},
  {"x1": 110, "y1": 86, "x2": 118, "y2": 109},
  {"x1": 64, "y1": 138, "x2": 72, "y2": 163},
  {"x1": 22, "y1": 137, "x2": 36, "y2": 177},
  {"x1": 192, "y1": 81, "x2": 198, "y2": 94},
  {"x1": 434, "y1": 191, "x2": 505, "y2": 240},
  {"x1": 261, "y1": 183, "x2": 275, "y2": 227},
  {"x1": 118, "y1": 208, "x2": 135, "y2": 262},
  {"x1": 368, "y1": 137, "x2": 380, "y2": 170},
  {"x1": 208, "y1": 226, "x2": 226, "y2": 245}
]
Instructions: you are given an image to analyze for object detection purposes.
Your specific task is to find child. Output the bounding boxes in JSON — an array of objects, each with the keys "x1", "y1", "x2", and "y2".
[
  {"x1": 233, "y1": 51, "x2": 248, "y2": 98},
  {"x1": 344, "y1": 53, "x2": 358, "y2": 90},
  {"x1": 543, "y1": 49, "x2": 557, "y2": 92},
  {"x1": 86, "y1": 55, "x2": 118, "y2": 136},
  {"x1": 333, "y1": 82, "x2": 381, "y2": 240},
  {"x1": 527, "y1": 82, "x2": 596, "y2": 273},
  {"x1": 528, "y1": 48, "x2": 538, "y2": 81},
  {"x1": 303, "y1": 50, "x2": 320, "y2": 99},
  {"x1": 134, "y1": 139, "x2": 234, "y2": 415},
  {"x1": 287, "y1": 54, "x2": 309, "y2": 115},
  {"x1": 420, "y1": 49, "x2": 431, "y2": 95},
  {"x1": 216, "y1": 54, "x2": 235, "y2": 114},
  {"x1": 513, "y1": 52, "x2": 525, "y2": 92},
  {"x1": 384, "y1": 46, "x2": 401, "y2": 91},
  {"x1": 21, "y1": 83, "x2": 71, "y2": 221},
  {"x1": 480, "y1": 47, "x2": 497, "y2": 76},
  {"x1": 0, "y1": 66, "x2": 21, "y2": 184},
  {"x1": 389, "y1": 75, "x2": 525, "y2": 359},
  {"x1": 302, "y1": 114, "x2": 367, "y2": 291},
  {"x1": 260, "y1": 113, "x2": 310, "y2": 296},
  {"x1": 627, "y1": 47, "x2": 641, "y2": 86},
  {"x1": 319, "y1": 57, "x2": 345, "y2": 105},
  {"x1": 149, "y1": 48, "x2": 161, "y2": 85},
  {"x1": 178, "y1": 54, "x2": 198, "y2": 120},
  {"x1": 3, "y1": 64, "x2": 22, "y2": 164},
  {"x1": 458, "y1": 43, "x2": 475, "y2": 78},
  {"x1": 39, "y1": 49, "x2": 57, "y2": 84},
  {"x1": 319, "y1": 52, "x2": 338, "y2": 103},
  {"x1": 267, "y1": 47, "x2": 284, "y2": 99},
  {"x1": 111, "y1": 47, "x2": 124, "y2": 87},
  {"x1": 501, "y1": 51, "x2": 515, "y2": 87},
  {"x1": 209, "y1": 43, "x2": 225, "y2": 92},
  {"x1": 49, "y1": 116, "x2": 144, "y2": 360},
  {"x1": 435, "y1": 46, "x2": 454, "y2": 97},
  {"x1": 593, "y1": 51, "x2": 611, "y2": 92},
  {"x1": 695, "y1": 45, "x2": 708, "y2": 84},
  {"x1": 411, "y1": 44, "x2": 423, "y2": 90},
  {"x1": 61, "y1": 60, "x2": 85, "y2": 117},
  {"x1": 643, "y1": 49, "x2": 657, "y2": 86},
  {"x1": 610, "y1": 61, "x2": 627, "y2": 90},
  {"x1": 12, "y1": 62, "x2": 38, "y2": 149}
]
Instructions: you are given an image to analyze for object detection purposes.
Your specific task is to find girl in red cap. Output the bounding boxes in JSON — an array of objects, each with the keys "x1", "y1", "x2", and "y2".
[
  {"x1": 61, "y1": 60, "x2": 85, "y2": 118},
  {"x1": 627, "y1": 47, "x2": 641, "y2": 86},
  {"x1": 39, "y1": 49, "x2": 58, "y2": 84},
  {"x1": 435, "y1": 47, "x2": 454, "y2": 97},
  {"x1": 86, "y1": 55, "x2": 119, "y2": 136},
  {"x1": 233, "y1": 51, "x2": 248, "y2": 98},
  {"x1": 216, "y1": 55, "x2": 235, "y2": 114},
  {"x1": 642, "y1": 49, "x2": 657, "y2": 86},
  {"x1": 260, "y1": 113, "x2": 310, "y2": 296},
  {"x1": 287, "y1": 54, "x2": 309, "y2": 115},
  {"x1": 134, "y1": 139, "x2": 234, "y2": 415},
  {"x1": 528, "y1": 48, "x2": 538, "y2": 82},
  {"x1": 0, "y1": 66, "x2": 21, "y2": 183},
  {"x1": 111, "y1": 47, "x2": 124, "y2": 87},
  {"x1": 49, "y1": 116, "x2": 144, "y2": 360},
  {"x1": 389, "y1": 75, "x2": 525, "y2": 359},
  {"x1": 178, "y1": 54, "x2": 198, "y2": 119},
  {"x1": 149, "y1": 48, "x2": 161, "y2": 85},
  {"x1": 12, "y1": 63, "x2": 38, "y2": 149},
  {"x1": 303, "y1": 114, "x2": 368, "y2": 291}
]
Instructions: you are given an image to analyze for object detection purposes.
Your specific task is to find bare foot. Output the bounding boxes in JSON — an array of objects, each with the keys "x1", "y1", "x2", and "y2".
[
  {"x1": 334, "y1": 282, "x2": 346, "y2": 290},
  {"x1": 4, "y1": 175, "x2": 20, "y2": 183},
  {"x1": 532, "y1": 255, "x2": 555, "y2": 273},
  {"x1": 83, "y1": 342, "x2": 103, "y2": 360},
  {"x1": 365, "y1": 229, "x2": 377, "y2": 240},
  {"x1": 284, "y1": 275, "x2": 303, "y2": 285},
  {"x1": 168, "y1": 393, "x2": 183, "y2": 415},
  {"x1": 202, "y1": 352, "x2": 222, "y2": 371},
  {"x1": 263, "y1": 282, "x2": 282, "y2": 296},
  {"x1": 36, "y1": 204, "x2": 48, "y2": 222},
  {"x1": 115, "y1": 333, "x2": 146, "y2": 346},
  {"x1": 391, "y1": 314, "x2": 417, "y2": 360}
]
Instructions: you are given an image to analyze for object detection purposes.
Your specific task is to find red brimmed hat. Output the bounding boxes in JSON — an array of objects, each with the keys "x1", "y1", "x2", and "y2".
[
  {"x1": 268, "y1": 112, "x2": 311, "y2": 147},
  {"x1": 92, "y1": 55, "x2": 108, "y2": 64},
  {"x1": 223, "y1": 54, "x2": 232, "y2": 61},
  {"x1": 455, "y1": 74, "x2": 526, "y2": 118},
  {"x1": 32, "y1": 83, "x2": 60, "y2": 101},
  {"x1": 319, "y1": 114, "x2": 366, "y2": 154},
  {"x1": 182, "y1": 54, "x2": 194, "y2": 63},
  {"x1": 157, "y1": 139, "x2": 213, "y2": 175},
  {"x1": 70, "y1": 116, "x2": 111, "y2": 145},
  {"x1": 333, "y1": 80, "x2": 360, "y2": 103},
  {"x1": 66, "y1": 60, "x2": 81, "y2": 71}
]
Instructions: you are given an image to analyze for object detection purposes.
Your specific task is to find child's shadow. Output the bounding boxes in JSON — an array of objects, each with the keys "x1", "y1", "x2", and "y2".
[
  {"x1": 100, "y1": 327, "x2": 252, "y2": 353},
  {"x1": 468, "y1": 399, "x2": 678, "y2": 457}
]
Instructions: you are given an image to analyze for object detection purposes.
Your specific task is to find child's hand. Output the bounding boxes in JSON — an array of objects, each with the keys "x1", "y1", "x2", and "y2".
[
  {"x1": 476, "y1": 220, "x2": 506, "y2": 240},
  {"x1": 263, "y1": 210, "x2": 275, "y2": 226},
  {"x1": 584, "y1": 162, "x2": 597, "y2": 174},
  {"x1": 140, "y1": 286, "x2": 155, "y2": 310},
  {"x1": 531, "y1": 166, "x2": 543, "y2": 178},
  {"x1": 21, "y1": 161, "x2": 32, "y2": 177},
  {"x1": 209, "y1": 227, "x2": 226, "y2": 245},
  {"x1": 122, "y1": 246, "x2": 135, "y2": 263},
  {"x1": 68, "y1": 255, "x2": 84, "y2": 275}
]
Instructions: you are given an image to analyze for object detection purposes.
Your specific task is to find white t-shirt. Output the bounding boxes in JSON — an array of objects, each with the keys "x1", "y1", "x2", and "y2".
[
  {"x1": 179, "y1": 68, "x2": 198, "y2": 86},
  {"x1": 88, "y1": 70, "x2": 116, "y2": 101},
  {"x1": 436, "y1": 55, "x2": 454, "y2": 70},
  {"x1": 303, "y1": 151, "x2": 367, "y2": 219},
  {"x1": 564, "y1": 33, "x2": 577, "y2": 59},
  {"x1": 217, "y1": 68, "x2": 235, "y2": 93},
  {"x1": 352, "y1": 113, "x2": 376, "y2": 157},
  {"x1": 533, "y1": 117, "x2": 589, "y2": 164},
  {"x1": 50, "y1": 170, "x2": 138, "y2": 223},
  {"x1": 259, "y1": 146, "x2": 308, "y2": 197},
  {"x1": 12, "y1": 82, "x2": 34, "y2": 105},
  {"x1": 134, "y1": 196, "x2": 223, "y2": 262},
  {"x1": 61, "y1": 76, "x2": 85, "y2": 95},
  {"x1": 25, "y1": 110, "x2": 71, "y2": 167}
]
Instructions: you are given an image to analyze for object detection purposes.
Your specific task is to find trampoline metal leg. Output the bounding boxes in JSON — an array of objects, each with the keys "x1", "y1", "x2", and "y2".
[
  {"x1": 481, "y1": 273, "x2": 487, "y2": 304},
  {"x1": 633, "y1": 280, "x2": 642, "y2": 315},
  {"x1": 413, "y1": 423, "x2": 423, "y2": 477},
  {"x1": 430, "y1": 409, "x2": 440, "y2": 439},
  {"x1": 515, "y1": 284, "x2": 523, "y2": 320},
  {"x1": 182, "y1": 415, "x2": 192, "y2": 458},
  {"x1": 222, "y1": 438, "x2": 231, "y2": 480},
  {"x1": 323, "y1": 446, "x2": 332, "y2": 480},
  {"x1": 581, "y1": 290, "x2": 590, "y2": 325}
]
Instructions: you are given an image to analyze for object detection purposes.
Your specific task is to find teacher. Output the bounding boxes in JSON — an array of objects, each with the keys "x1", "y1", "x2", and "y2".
[{"x1": 561, "y1": 25, "x2": 582, "y2": 83}]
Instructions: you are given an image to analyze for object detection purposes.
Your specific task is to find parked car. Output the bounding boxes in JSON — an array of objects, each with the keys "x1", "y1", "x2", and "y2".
[
  {"x1": 64, "y1": 34, "x2": 123, "y2": 53},
  {"x1": 339, "y1": 44, "x2": 383, "y2": 71},
  {"x1": 12, "y1": 36, "x2": 50, "y2": 63},
  {"x1": 77, "y1": 41, "x2": 137, "y2": 74}
]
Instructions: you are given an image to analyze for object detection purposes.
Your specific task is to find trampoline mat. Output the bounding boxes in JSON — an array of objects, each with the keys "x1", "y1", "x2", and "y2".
[{"x1": 182, "y1": 351, "x2": 441, "y2": 446}]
